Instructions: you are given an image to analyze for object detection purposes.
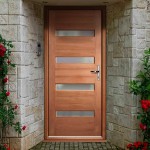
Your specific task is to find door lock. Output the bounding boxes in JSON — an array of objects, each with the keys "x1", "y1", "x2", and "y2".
[{"x1": 90, "y1": 65, "x2": 100, "y2": 80}]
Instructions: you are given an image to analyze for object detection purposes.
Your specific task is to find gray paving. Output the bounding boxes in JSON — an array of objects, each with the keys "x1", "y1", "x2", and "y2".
[{"x1": 30, "y1": 142, "x2": 123, "y2": 150}]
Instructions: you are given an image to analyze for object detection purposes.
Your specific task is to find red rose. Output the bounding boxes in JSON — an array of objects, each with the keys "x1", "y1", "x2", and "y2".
[
  {"x1": 139, "y1": 123, "x2": 147, "y2": 130},
  {"x1": 3, "y1": 77, "x2": 8, "y2": 83},
  {"x1": 134, "y1": 141, "x2": 142, "y2": 148},
  {"x1": 127, "y1": 143, "x2": 133, "y2": 148},
  {"x1": 143, "y1": 142, "x2": 149, "y2": 147},
  {"x1": 0, "y1": 44, "x2": 6, "y2": 57},
  {"x1": 3, "y1": 144, "x2": 10, "y2": 150},
  {"x1": 6, "y1": 91, "x2": 10, "y2": 96},
  {"x1": 22, "y1": 125, "x2": 26, "y2": 130},
  {"x1": 3, "y1": 144, "x2": 8, "y2": 148},
  {"x1": 14, "y1": 105, "x2": 18, "y2": 109},
  {"x1": 141, "y1": 100, "x2": 150, "y2": 111},
  {"x1": 7, "y1": 60, "x2": 11, "y2": 64}
]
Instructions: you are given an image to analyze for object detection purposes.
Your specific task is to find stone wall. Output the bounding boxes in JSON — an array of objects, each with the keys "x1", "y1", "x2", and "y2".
[
  {"x1": 106, "y1": 0, "x2": 137, "y2": 148},
  {"x1": 107, "y1": 0, "x2": 150, "y2": 149},
  {"x1": 0, "y1": 0, "x2": 44, "y2": 149}
]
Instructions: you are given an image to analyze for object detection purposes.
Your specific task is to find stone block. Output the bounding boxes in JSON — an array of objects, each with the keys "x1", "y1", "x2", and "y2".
[
  {"x1": 18, "y1": 66, "x2": 30, "y2": 78},
  {"x1": 113, "y1": 58, "x2": 119, "y2": 66},
  {"x1": 0, "y1": 25, "x2": 17, "y2": 42},
  {"x1": 11, "y1": 42, "x2": 22, "y2": 52},
  {"x1": 34, "y1": 106, "x2": 42, "y2": 122},
  {"x1": 137, "y1": 39, "x2": 146, "y2": 49},
  {"x1": 9, "y1": 91, "x2": 18, "y2": 104},
  {"x1": 107, "y1": 113, "x2": 118, "y2": 124},
  {"x1": 6, "y1": 126, "x2": 18, "y2": 137},
  {"x1": 0, "y1": 15, "x2": 8, "y2": 24},
  {"x1": 108, "y1": 29, "x2": 118, "y2": 43},
  {"x1": 123, "y1": 128, "x2": 137, "y2": 142},
  {"x1": 107, "y1": 52, "x2": 113, "y2": 67},
  {"x1": 38, "y1": 79, "x2": 44, "y2": 88},
  {"x1": 111, "y1": 76, "x2": 124, "y2": 87},
  {"x1": 20, "y1": 16, "x2": 28, "y2": 26},
  {"x1": 34, "y1": 133, "x2": 44, "y2": 146},
  {"x1": 9, "y1": 15, "x2": 20, "y2": 24},
  {"x1": 131, "y1": 59, "x2": 142, "y2": 77},
  {"x1": 109, "y1": 130, "x2": 124, "y2": 148},
  {"x1": 137, "y1": 29, "x2": 146, "y2": 39},
  {"x1": 113, "y1": 42, "x2": 124, "y2": 58},
  {"x1": 0, "y1": 1, "x2": 8, "y2": 14},
  {"x1": 8, "y1": 66, "x2": 17, "y2": 75},
  {"x1": 29, "y1": 122, "x2": 39, "y2": 134},
  {"x1": 10, "y1": 138, "x2": 22, "y2": 150},
  {"x1": 18, "y1": 25, "x2": 28, "y2": 42},
  {"x1": 136, "y1": 130, "x2": 143, "y2": 141},
  {"x1": 8, "y1": 74, "x2": 17, "y2": 82},
  {"x1": 113, "y1": 124, "x2": 124, "y2": 133},
  {"x1": 107, "y1": 87, "x2": 113, "y2": 96},
  {"x1": 132, "y1": 9, "x2": 146, "y2": 28},
  {"x1": 125, "y1": 93, "x2": 138, "y2": 107},
  {"x1": 132, "y1": 0, "x2": 147, "y2": 9},
  {"x1": 9, "y1": 0, "x2": 22, "y2": 15},
  {"x1": 125, "y1": 35, "x2": 132, "y2": 48},
  {"x1": 10, "y1": 52, "x2": 21, "y2": 65},
  {"x1": 9, "y1": 82, "x2": 17, "y2": 92},
  {"x1": 119, "y1": 16, "x2": 130, "y2": 36},
  {"x1": 107, "y1": 43, "x2": 113, "y2": 52},
  {"x1": 29, "y1": 80, "x2": 38, "y2": 99},
  {"x1": 108, "y1": 123, "x2": 114, "y2": 131},
  {"x1": 24, "y1": 133, "x2": 35, "y2": 150},
  {"x1": 146, "y1": 29, "x2": 150, "y2": 41},
  {"x1": 107, "y1": 96, "x2": 114, "y2": 113},
  {"x1": 18, "y1": 79, "x2": 29, "y2": 98},
  {"x1": 25, "y1": 106, "x2": 33, "y2": 116},
  {"x1": 117, "y1": 114, "x2": 130, "y2": 128},
  {"x1": 123, "y1": 106, "x2": 137, "y2": 114},
  {"x1": 107, "y1": 67, "x2": 118, "y2": 76},
  {"x1": 113, "y1": 106, "x2": 119, "y2": 114}
]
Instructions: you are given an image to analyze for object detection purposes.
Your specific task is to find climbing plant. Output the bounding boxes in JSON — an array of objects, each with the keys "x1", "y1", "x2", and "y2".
[
  {"x1": 0, "y1": 34, "x2": 26, "y2": 150},
  {"x1": 127, "y1": 49, "x2": 150, "y2": 150}
]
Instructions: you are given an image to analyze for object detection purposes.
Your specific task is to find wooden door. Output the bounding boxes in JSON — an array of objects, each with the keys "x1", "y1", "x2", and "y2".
[{"x1": 45, "y1": 7, "x2": 106, "y2": 142}]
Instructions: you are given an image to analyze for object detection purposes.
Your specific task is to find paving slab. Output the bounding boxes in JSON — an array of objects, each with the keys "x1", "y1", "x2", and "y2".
[{"x1": 30, "y1": 142, "x2": 123, "y2": 150}]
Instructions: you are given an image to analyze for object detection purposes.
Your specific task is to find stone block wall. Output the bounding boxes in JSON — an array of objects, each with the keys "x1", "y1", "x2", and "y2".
[
  {"x1": 106, "y1": 0, "x2": 150, "y2": 149},
  {"x1": 106, "y1": 1, "x2": 135, "y2": 148},
  {"x1": 0, "y1": 0, "x2": 44, "y2": 149}
]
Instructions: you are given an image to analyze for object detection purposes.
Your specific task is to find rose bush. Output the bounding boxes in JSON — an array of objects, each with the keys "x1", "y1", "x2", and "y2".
[
  {"x1": 0, "y1": 35, "x2": 26, "y2": 150},
  {"x1": 128, "y1": 49, "x2": 150, "y2": 150}
]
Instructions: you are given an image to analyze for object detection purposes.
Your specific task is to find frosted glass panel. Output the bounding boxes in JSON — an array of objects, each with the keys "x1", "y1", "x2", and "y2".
[
  {"x1": 56, "y1": 57, "x2": 94, "y2": 64},
  {"x1": 56, "y1": 30, "x2": 95, "y2": 36},
  {"x1": 56, "y1": 111, "x2": 94, "y2": 117},
  {"x1": 56, "y1": 84, "x2": 94, "y2": 91}
]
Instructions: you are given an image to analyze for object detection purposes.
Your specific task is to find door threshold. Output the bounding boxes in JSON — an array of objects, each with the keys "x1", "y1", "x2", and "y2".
[{"x1": 44, "y1": 136, "x2": 106, "y2": 142}]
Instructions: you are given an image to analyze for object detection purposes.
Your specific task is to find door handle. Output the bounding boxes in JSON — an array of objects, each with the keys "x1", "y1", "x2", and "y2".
[
  {"x1": 90, "y1": 65, "x2": 100, "y2": 80},
  {"x1": 90, "y1": 70, "x2": 99, "y2": 73}
]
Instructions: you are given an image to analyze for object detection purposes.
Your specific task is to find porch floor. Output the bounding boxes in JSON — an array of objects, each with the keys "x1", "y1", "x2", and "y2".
[{"x1": 30, "y1": 142, "x2": 122, "y2": 150}]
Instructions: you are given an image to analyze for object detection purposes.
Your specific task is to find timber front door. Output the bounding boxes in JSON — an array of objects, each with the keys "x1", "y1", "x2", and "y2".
[{"x1": 45, "y1": 7, "x2": 106, "y2": 141}]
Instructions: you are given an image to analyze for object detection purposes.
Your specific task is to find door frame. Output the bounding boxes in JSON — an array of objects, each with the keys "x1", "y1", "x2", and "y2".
[{"x1": 44, "y1": 6, "x2": 106, "y2": 142}]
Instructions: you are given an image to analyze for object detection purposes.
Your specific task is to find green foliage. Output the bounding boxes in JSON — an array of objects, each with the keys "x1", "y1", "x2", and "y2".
[
  {"x1": 0, "y1": 34, "x2": 22, "y2": 136},
  {"x1": 129, "y1": 48, "x2": 150, "y2": 99}
]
